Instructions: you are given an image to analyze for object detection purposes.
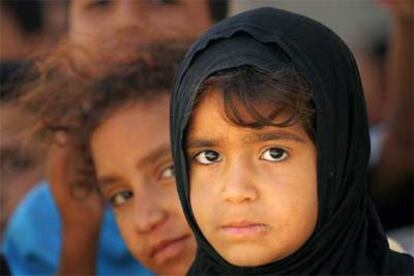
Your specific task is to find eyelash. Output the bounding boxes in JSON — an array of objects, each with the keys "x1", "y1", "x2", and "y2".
[
  {"x1": 106, "y1": 165, "x2": 174, "y2": 207},
  {"x1": 87, "y1": 0, "x2": 176, "y2": 9},
  {"x1": 153, "y1": 0, "x2": 177, "y2": 4},
  {"x1": 159, "y1": 164, "x2": 175, "y2": 180},
  {"x1": 87, "y1": 0, "x2": 112, "y2": 9},
  {"x1": 191, "y1": 147, "x2": 289, "y2": 165},
  {"x1": 109, "y1": 190, "x2": 133, "y2": 207},
  {"x1": 259, "y1": 147, "x2": 289, "y2": 162},
  {"x1": 193, "y1": 150, "x2": 222, "y2": 165}
]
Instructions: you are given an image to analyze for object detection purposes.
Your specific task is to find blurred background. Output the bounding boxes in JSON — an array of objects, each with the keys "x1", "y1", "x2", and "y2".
[
  {"x1": 0, "y1": 0, "x2": 412, "y2": 274},
  {"x1": 0, "y1": 1, "x2": 392, "y2": 60}
]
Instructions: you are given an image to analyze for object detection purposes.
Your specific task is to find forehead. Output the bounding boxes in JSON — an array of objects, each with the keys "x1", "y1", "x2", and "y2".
[
  {"x1": 91, "y1": 96, "x2": 170, "y2": 162},
  {"x1": 188, "y1": 89, "x2": 310, "y2": 142},
  {"x1": 189, "y1": 89, "x2": 227, "y2": 132},
  {"x1": 93, "y1": 96, "x2": 169, "y2": 141}
]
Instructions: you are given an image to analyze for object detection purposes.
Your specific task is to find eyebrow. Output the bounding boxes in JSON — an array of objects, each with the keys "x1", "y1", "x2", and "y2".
[
  {"x1": 186, "y1": 130, "x2": 306, "y2": 150},
  {"x1": 136, "y1": 143, "x2": 172, "y2": 169},
  {"x1": 186, "y1": 139, "x2": 219, "y2": 150},
  {"x1": 97, "y1": 143, "x2": 172, "y2": 189},
  {"x1": 97, "y1": 176, "x2": 121, "y2": 190},
  {"x1": 249, "y1": 131, "x2": 306, "y2": 143}
]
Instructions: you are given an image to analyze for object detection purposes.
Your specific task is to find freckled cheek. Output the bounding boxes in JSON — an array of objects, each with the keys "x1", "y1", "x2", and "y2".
[
  {"x1": 259, "y1": 162, "x2": 317, "y2": 217},
  {"x1": 189, "y1": 169, "x2": 219, "y2": 229}
]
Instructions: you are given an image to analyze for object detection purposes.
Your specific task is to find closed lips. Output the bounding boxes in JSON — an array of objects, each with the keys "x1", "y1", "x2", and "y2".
[
  {"x1": 150, "y1": 235, "x2": 190, "y2": 258},
  {"x1": 221, "y1": 222, "x2": 268, "y2": 236}
]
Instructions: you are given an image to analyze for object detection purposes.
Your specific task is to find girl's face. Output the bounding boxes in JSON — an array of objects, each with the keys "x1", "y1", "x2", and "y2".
[
  {"x1": 91, "y1": 95, "x2": 195, "y2": 275},
  {"x1": 187, "y1": 89, "x2": 318, "y2": 267}
]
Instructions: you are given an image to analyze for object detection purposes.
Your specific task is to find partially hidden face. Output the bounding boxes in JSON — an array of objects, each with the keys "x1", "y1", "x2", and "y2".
[
  {"x1": 70, "y1": 0, "x2": 212, "y2": 46},
  {"x1": 90, "y1": 95, "x2": 195, "y2": 275},
  {"x1": 187, "y1": 89, "x2": 318, "y2": 267}
]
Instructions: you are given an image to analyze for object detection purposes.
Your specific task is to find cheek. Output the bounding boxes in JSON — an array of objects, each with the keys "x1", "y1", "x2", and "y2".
[
  {"x1": 261, "y1": 158, "x2": 318, "y2": 236},
  {"x1": 113, "y1": 207, "x2": 145, "y2": 259},
  {"x1": 189, "y1": 168, "x2": 218, "y2": 226},
  {"x1": 165, "y1": 185, "x2": 190, "y2": 224},
  {"x1": 114, "y1": 208, "x2": 134, "y2": 239},
  {"x1": 166, "y1": 4, "x2": 210, "y2": 30}
]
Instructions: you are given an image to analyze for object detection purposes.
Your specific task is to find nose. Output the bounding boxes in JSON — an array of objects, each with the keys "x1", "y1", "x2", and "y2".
[
  {"x1": 111, "y1": 1, "x2": 157, "y2": 42},
  {"x1": 221, "y1": 160, "x2": 259, "y2": 204},
  {"x1": 115, "y1": 0, "x2": 149, "y2": 28},
  {"x1": 133, "y1": 185, "x2": 168, "y2": 233}
]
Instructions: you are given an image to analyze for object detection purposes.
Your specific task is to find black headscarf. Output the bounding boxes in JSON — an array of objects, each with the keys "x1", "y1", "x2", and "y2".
[{"x1": 170, "y1": 7, "x2": 413, "y2": 275}]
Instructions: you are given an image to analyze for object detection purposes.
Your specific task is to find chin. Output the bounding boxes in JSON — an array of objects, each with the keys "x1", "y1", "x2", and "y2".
[
  {"x1": 224, "y1": 252, "x2": 266, "y2": 267},
  {"x1": 226, "y1": 257, "x2": 268, "y2": 267},
  {"x1": 223, "y1": 247, "x2": 290, "y2": 267}
]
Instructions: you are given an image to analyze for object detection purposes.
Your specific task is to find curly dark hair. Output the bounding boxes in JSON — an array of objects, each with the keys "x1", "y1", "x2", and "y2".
[{"x1": 17, "y1": 40, "x2": 189, "y2": 195}]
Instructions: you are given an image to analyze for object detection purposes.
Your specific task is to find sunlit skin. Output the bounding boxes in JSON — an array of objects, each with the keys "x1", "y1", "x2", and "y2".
[
  {"x1": 91, "y1": 95, "x2": 195, "y2": 275},
  {"x1": 187, "y1": 89, "x2": 318, "y2": 267}
]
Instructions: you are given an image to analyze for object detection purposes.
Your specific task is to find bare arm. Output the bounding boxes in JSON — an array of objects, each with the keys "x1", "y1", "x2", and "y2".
[{"x1": 47, "y1": 133, "x2": 104, "y2": 275}]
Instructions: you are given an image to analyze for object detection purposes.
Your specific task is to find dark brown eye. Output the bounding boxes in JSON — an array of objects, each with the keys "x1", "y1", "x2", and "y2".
[
  {"x1": 194, "y1": 150, "x2": 221, "y2": 165},
  {"x1": 160, "y1": 165, "x2": 175, "y2": 179},
  {"x1": 110, "y1": 190, "x2": 133, "y2": 207},
  {"x1": 87, "y1": 0, "x2": 112, "y2": 9},
  {"x1": 0, "y1": 149, "x2": 36, "y2": 173},
  {"x1": 260, "y1": 148, "x2": 288, "y2": 162}
]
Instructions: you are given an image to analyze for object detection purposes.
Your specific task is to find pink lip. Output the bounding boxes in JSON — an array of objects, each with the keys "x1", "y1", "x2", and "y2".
[
  {"x1": 221, "y1": 221, "x2": 268, "y2": 237},
  {"x1": 150, "y1": 235, "x2": 190, "y2": 263}
]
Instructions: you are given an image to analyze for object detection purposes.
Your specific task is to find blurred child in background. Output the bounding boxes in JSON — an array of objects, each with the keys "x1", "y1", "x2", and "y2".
[
  {"x1": 16, "y1": 40, "x2": 196, "y2": 276},
  {"x1": 1, "y1": 1, "x2": 228, "y2": 275}
]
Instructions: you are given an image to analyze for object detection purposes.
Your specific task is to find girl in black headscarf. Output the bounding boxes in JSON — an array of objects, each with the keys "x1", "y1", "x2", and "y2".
[{"x1": 170, "y1": 7, "x2": 414, "y2": 275}]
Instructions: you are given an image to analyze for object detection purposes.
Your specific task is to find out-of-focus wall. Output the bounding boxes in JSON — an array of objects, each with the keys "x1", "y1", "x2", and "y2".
[{"x1": 229, "y1": 0, "x2": 390, "y2": 49}]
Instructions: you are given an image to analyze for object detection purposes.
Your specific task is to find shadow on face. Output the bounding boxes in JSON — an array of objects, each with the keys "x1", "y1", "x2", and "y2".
[{"x1": 90, "y1": 95, "x2": 196, "y2": 275}]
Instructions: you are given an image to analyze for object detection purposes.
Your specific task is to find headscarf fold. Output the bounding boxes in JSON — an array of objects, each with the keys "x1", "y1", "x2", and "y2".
[{"x1": 170, "y1": 7, "x2": 413, "y2": 275}]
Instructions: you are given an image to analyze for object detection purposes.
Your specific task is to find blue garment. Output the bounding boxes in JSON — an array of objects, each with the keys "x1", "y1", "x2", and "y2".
[{"x1": 2, "y1": 181, "x2": 152, "y2": 276}]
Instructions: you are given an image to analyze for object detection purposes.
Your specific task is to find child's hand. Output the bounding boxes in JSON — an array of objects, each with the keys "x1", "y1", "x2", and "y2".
[
  {"x1": 47, "y1": 131, "x2": 104, "y2": 275},
  {"x1": 47, "y1": 131, "x2": 104, "y2": 232}
]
